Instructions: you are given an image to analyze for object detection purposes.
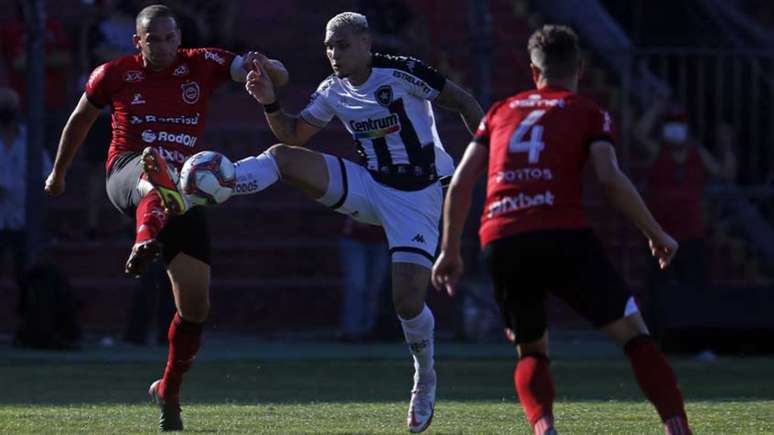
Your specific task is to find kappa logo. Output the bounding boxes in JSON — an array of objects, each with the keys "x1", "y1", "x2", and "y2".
[
  {"x1": 375, "y1": 85, "x2": 393, "y2": 106},
  {"x1": 411, "y1": 233, "x2": 426, "y2": 244},
  {"x1": 181, "y1": 80, "x2": 200, "y2": 104},
  {"x1": 130, "y1": 115, "x2": 143, "y2": 124},
  {"x1": 173, "y1": 64, "x2": 189, "y2": 76},
  {"x1": 124, "y1": 70, "x2": 144, "y2": 82},
  {"x1": 131, "y1": 93, "x2": 146, "y2": 105}
]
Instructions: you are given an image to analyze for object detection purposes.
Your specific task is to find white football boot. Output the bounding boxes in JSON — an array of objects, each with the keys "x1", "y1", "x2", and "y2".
[{"x1": 407, "y1": 369, "x2": 436, "y2": 433}]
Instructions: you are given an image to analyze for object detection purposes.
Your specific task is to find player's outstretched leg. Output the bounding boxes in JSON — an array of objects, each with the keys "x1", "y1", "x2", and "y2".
[
  {"x1": 603, "y1": 313, "x2": 691, "y2": 435},
  {"x1": 125, "y1": 191, "x2": 166, "y2": 277},
  {"x1": 230, "y1": 144, "x2": 328, "y2": 199},
  {"x1": 393, "y1": 263, "x2": 436, "y2": 433},
  {"x1": 142, "y1": 147, "x2": 189, "y2": 215}
]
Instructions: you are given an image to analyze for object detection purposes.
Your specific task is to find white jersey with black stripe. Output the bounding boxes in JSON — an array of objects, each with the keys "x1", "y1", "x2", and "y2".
[{"x1": 300, "y1": 53, "x2": 454, "y2": 178}]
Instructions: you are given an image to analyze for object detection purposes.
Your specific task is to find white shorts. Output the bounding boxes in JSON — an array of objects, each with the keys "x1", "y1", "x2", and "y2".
[{"x1": 318, "y1": 155, "x2": 442, "y2": 268}]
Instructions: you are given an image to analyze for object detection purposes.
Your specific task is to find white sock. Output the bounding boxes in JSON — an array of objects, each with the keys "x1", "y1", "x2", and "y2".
[
  {"x1": 232, "y1": 152, "x2": 280, "y2": 196},
  {"x1": 399, "y1": 305, "x2": 435, "y2": 378}
]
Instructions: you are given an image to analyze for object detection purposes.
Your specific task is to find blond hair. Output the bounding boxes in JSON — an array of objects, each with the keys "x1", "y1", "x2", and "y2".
[{"x1": 326, "y1": 12, "x2": 369, "y2": 34}]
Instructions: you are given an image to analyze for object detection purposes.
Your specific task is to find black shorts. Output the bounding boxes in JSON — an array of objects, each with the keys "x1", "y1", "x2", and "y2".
[
  {"x1": 106, "y1": 152, "x2": 211, "y2": 265},
  {"x1": 483, "y1": 229, "x2": 633, "y2": 344}
]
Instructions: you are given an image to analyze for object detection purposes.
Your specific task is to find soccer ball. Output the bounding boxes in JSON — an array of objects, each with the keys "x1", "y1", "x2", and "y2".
[{"x1": 179, "y1": 151, "x2": 236, "y2": 206}]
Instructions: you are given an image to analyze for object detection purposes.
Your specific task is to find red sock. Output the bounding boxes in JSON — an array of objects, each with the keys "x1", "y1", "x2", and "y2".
[
  {"x1": 159, "y1": 312, "x2": 202, "y2": 403},
  {"x1": 135, "y1": 192, "x2": 167, "y2": 245},
  {"x1": 624, "y1": 335, "x2": 689, "y2": 429},
  {"x1": 514, "y1": 354, "x2": 555, "y2": 433}
]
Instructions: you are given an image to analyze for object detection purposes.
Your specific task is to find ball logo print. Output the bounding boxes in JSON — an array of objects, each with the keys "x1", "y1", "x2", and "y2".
[{"x1": 181, "y1": 80, "x2": 200, "y2": 104}]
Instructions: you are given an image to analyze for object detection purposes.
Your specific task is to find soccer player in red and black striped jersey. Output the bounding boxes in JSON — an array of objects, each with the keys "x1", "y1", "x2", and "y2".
[
  {"x1": 432, "y1": 25, "x2": 692, "y2": 435},
  {"x1": 44, "y1": 4, "x2": 287, "y2": 431}
]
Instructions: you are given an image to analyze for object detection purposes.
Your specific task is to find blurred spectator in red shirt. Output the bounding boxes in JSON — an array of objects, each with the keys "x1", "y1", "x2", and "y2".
[
  {"x1": 0, "y1": 0, "x2": 74, "y2": 159},
  {"x1": 635, "y1": 95, "x2": 737, "y2": 335},
  {"x1": 0, "y1": 1, "x2": 73, "y2": 111}
]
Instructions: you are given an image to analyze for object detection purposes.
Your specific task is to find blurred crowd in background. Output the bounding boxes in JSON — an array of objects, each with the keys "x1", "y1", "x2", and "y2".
[{"x1": 0, "y1": 0, "x2": 772, "y2": 353}]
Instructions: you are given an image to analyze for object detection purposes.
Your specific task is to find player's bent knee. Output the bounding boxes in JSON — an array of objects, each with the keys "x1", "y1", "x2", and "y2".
[
  {"x1": 392, "y1": 284, "x2": 426, "y2": 318},
  {"x1": 167, "y1": 252, "x2": 211, "y2": 322},
  {"x1": 393, "y1": 295, "x2": 424, "y2": 319},
  {"x1": 267, "y1": 144, "x2": 327, "y2": 189},
  {"x1": 602, "y1": 312, "x2": 650, "y2": 347},
  {"x1": 391, "y1": 263, "x2": 430, "y2": 319},
  {"x1": 516, "y1": 333, "x2": 548, "y2": 357},
  {"x1": 266, "y1": 143, "x2": 293, "y2": 173},
  {"x1": 178, "y1": 299, "x2": 209, "y2": 323},
  {"x1": 174, "y1": 281, "x2": 210, "y2": 322}
]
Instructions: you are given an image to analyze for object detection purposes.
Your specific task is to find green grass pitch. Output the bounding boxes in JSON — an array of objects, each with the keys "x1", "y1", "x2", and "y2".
[{"x1": 0, "y1": 337, "x2": 772, "y2": 434}]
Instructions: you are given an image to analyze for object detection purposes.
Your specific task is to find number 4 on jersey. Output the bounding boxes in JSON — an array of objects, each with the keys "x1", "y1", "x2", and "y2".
[{"x1": 509, "y1": 109, "x2": 546, "y2": 163}]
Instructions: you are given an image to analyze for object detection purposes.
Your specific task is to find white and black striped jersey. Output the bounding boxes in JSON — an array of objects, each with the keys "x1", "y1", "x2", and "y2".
[{"x1": 301, "y1": 53, "x2": 454, "y2": 183}]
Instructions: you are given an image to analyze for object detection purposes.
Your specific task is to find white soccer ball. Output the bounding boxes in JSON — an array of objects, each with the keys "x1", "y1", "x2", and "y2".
[{"x1": 179, "y1": 151, "x2": 236, "y2": 206}]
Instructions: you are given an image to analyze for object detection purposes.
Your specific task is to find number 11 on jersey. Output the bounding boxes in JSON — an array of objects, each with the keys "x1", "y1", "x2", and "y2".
[{"x1": 509, "y1": 109, "x2": 546, "y2": 163}]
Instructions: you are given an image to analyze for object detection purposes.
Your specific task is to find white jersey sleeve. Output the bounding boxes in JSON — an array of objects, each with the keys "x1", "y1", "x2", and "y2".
[{"x1": 300, "y1": 77, "x2": 336, "y2": 128}]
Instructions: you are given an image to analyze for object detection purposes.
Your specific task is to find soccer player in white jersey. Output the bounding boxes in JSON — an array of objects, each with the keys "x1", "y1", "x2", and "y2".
[{"x1": 147, "y1": 11, "x2": 483, "y2": 433}]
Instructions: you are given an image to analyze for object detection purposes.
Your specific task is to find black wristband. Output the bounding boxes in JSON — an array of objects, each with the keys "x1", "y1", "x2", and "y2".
[{"x1": 263, "y1": 100, "x2": 280, "y2": 114}]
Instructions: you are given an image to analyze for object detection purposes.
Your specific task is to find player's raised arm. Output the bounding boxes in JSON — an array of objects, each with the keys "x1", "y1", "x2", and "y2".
[
  {"x1": 244, "y1": 61, "x2": 321, "y2": 147},
  {"x1": 589, "y1": 140, "x2": 678, "y2": 269},
  {"x1": 233, "y1": 51, "x2": 289, "y2": 87},
  {"x1": 633, "y1": 94, "x2": 668, "y2": 161},
  {"x1": 432, "y1": 140, "x2": 488, "y2": 295},
  {"x1": 433, "y1": 80, "x2": 484, "y2": 134},
  {"x1": 44, "y1": 93, "x2": 101, "y2": 196}
]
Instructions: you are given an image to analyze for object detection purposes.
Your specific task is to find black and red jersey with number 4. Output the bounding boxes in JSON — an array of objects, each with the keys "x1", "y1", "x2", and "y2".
[
  {"x1": 85, "y1": 48, "x2": 236, "y2": 171},
  {"x1": 473, "y1": 85, "x2": 616, "y2": 247}
]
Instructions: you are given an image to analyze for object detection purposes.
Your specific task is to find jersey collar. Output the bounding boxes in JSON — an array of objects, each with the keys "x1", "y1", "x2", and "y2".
[
  {"x1": 138, "y1": 51, "x2": 183, "y2": 74},
  {"x1": 537, "y1": 84, "x2": 571, "y2": 93}
]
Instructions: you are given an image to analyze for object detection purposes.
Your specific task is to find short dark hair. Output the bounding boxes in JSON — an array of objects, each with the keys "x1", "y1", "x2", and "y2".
[
  {"x1": 527, "y1": 25, "x2": 580, "y2": 79},
  {"x1": 135, "y1": 4, "x2": 178, "y2": 32}
]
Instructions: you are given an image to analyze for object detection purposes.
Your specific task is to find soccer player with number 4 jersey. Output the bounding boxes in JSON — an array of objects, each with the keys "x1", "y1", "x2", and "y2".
[{"x1": 432, "y1": 25, "x2": 692, "y2": 435}]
